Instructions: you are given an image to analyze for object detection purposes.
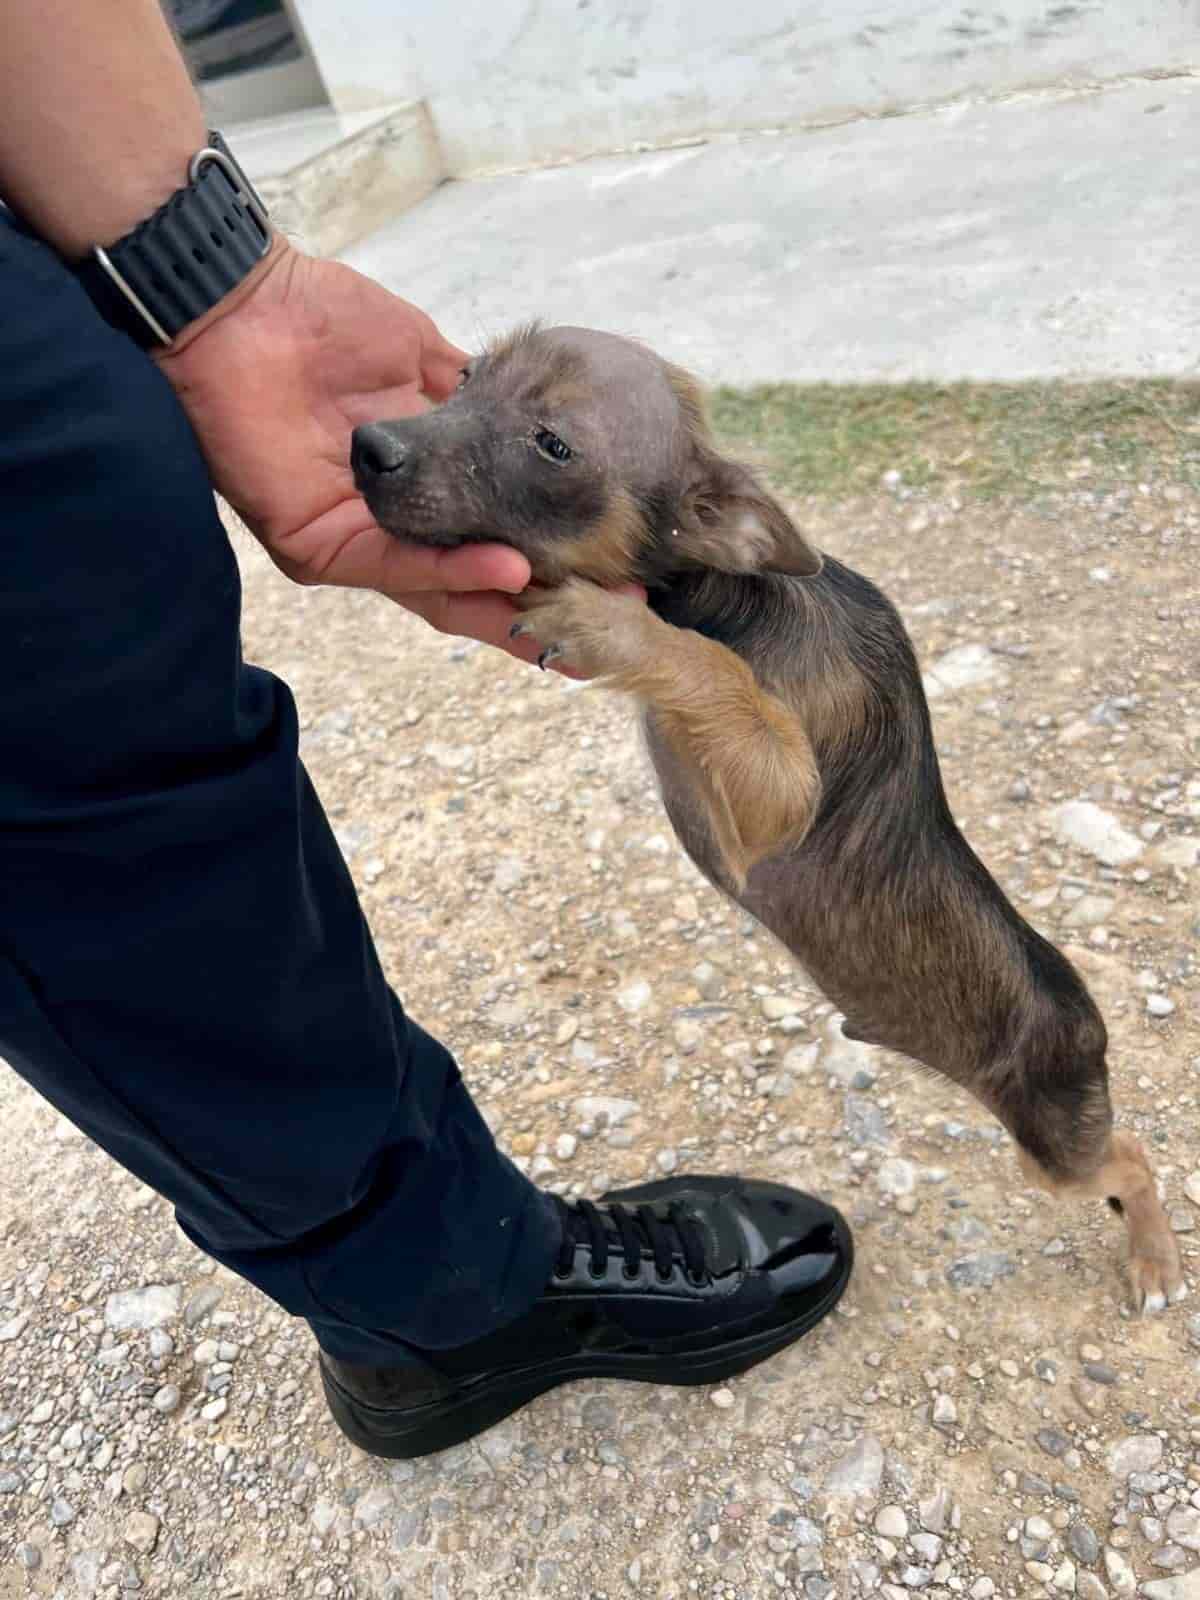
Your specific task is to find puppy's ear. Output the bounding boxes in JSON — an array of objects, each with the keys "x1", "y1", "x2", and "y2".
[{"x1": 673, "y1": 455, "x2": 822, "y2": 578}]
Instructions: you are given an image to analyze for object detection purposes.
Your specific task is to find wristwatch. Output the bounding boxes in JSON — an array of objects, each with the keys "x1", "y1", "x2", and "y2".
[{"x1": 75, "y1": 130, "x2": 273, "y2": 350}]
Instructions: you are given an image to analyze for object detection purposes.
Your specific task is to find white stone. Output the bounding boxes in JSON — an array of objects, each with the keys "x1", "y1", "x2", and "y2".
[
  {"x1": 710, "y1": 1388, "x2": 735, "y2": 1409},
  {"x1": 1107, "y1": 1433, "x2": 1163, "y2": 1478},
  {"x1": 1103, "y1": 1547, "x2": 1137, "y2": 1595},
  {"x1": 1147, "y1": 994, "x2": 1177, "y2": 1018},
  {"x1": 820, "y1": 1014, "x2": 878, "y2": 1085},
  {"x1": 1157, "y1": 837, "x2": 1200, "y2": 870},
  {"x1": 1167, "y1": 1509, "x2": 1200, "y2": 1552},
  {"x1": 123, "y1": 1512, "x2": 159, "y2": 1554},
  {"x1": 1142, "y1": 1575, "x2": 1200, "y2": 1600},
  {"x1": 616, "y1": 979, "x2": 652, "y2": 1015},
  {"x1": 875, "y1": 1506, "x2": 909, "y2": 1540},
  {"x1": 353, "y1": 1487, "x2": 396, "y2": 1527},
  {"x1": 573, "y1": 1095, "x2": 639, "y2": 1128},
  {"x1": 877, "y1": 1158, "x2": 917, "y2": 1197},
  {"x1": 923, "y1": 643, "x2": 1006, "y2": 697},
  {"x1": 825, "y1": 1433, "x2": 884, "y2": 1502},
  {"x1": 104, "y1": 1286, "x2": 181, "y2": 1331},
  {"x1": 554, "y1": 1134, "x2": 578, "y2": 1161},
  {"x1": 1049, "y1": 802, "x2": 1143, "y2": 867}
]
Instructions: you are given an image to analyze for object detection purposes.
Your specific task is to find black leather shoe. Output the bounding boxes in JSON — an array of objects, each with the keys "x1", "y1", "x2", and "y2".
[{"x1": 319, "y1": 1175, "x2": 852, "y2": 1458}]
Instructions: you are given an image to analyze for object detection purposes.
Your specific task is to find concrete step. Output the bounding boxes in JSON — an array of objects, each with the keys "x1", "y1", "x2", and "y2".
[{"x1": 227, "y1": 102, "x2": 444, "y2": 256}]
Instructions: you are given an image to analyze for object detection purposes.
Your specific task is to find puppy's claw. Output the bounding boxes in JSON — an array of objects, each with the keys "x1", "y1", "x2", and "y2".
[
  {"x1": 1141, "y1": 1289, "x2": 1167, "y2": 1315},
  {"x1": 537, "y1": 644, "x2": 563, "y2": 671},
  {"x1": 509, "y1": 620, "x2": 530, "y2": 641}
]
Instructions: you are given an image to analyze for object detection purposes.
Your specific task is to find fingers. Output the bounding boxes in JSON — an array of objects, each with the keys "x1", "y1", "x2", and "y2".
[{"x1": 377, "y1": 536, "x2": 531, "y2": 598}]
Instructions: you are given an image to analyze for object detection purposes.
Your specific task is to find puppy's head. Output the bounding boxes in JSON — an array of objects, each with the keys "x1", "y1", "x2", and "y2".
[{"x1": 352, "y1": 323, "x2": 821, "y2": 585}]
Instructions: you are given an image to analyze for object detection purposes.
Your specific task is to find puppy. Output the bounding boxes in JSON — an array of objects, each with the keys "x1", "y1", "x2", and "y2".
[{"x1": 352, "y1": 324, "x2": 1185, "y2": 1313}]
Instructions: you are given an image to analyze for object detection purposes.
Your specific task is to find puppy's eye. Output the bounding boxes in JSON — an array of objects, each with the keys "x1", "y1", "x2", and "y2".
[{"x1": 534, "y1": 428, "x2": 573, "y2": 464}]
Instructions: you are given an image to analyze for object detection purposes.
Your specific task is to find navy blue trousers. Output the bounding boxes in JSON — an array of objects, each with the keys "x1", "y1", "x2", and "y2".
[{"x1": 0, "y1": 213, "x2": 558, "y2": 1364}]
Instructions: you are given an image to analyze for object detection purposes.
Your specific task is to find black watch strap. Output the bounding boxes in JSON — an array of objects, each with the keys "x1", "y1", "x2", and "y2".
[{"x1": 76, "y1": 130, "x2": 272, "y2": 350}]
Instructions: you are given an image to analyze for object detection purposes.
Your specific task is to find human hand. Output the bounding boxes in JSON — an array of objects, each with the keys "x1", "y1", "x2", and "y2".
[{"x1": 155, "y1": 239, "x2": 549, "y2": 665}]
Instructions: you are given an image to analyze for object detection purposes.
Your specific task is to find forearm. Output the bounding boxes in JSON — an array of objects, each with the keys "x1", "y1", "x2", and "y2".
[{"x1": 0, "y1": 0, "x2": 204, "y2": 259}]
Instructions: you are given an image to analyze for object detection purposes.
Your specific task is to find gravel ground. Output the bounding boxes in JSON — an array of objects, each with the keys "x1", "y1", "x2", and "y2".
[{"x1": 1, "y1": 467, "x2": 1198, "y2": 1600}]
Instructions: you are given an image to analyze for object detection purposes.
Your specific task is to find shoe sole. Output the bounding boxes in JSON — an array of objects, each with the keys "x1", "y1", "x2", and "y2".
[{"x1": 319, "y1": 1212, "x2": 853, "y2": 1459}]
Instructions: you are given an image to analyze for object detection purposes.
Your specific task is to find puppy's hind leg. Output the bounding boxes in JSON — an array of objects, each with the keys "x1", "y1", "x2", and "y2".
[{"x1": 1008, "y1": 1076, "x2": 1185, "y2": 1313}]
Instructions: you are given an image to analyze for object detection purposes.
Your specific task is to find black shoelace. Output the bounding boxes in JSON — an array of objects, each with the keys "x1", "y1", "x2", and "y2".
[{"x1": 554, "y1": 1196, "x2": 710, "y2": 1284}]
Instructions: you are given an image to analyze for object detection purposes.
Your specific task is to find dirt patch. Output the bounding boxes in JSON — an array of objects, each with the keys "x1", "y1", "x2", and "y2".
[{"x1": 1, "y1": 392, "x2": 1198, "y2": 1599}]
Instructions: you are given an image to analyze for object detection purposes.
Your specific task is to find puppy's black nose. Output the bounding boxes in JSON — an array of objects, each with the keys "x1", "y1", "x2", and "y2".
[{"x1": 351, "y1": 422, "x2": 412, "y2": 483}]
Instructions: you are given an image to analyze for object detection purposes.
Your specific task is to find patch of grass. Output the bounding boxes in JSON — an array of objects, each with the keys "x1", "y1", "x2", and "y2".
[{"x1": 708, "y1": 380, "x2": 1200, "y2": 502}]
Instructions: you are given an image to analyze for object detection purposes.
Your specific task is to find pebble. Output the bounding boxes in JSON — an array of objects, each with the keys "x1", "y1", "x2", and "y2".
[
  {"x1": 1104, "y1": 1547, "x2": 1137, "y2": 1595},
  {"x1": 918, "y1": 1486, "x2": 952, "y2": 1535},
  {"x1": 122, "y1": 1463, "x2": 147, "y2": 1496},
  {"x1": 1082, "y1": 1361, "x2": 1118, "y2": 1385},
  {"x1": 656, "y1": 1147, "x2": 678, "y2": 1173},
  {"x1": 824, "y1": 1433, "x2": 885, "y2": 1502},
  {"x1": 1068, "y1": 1522, "x2": 1101, "y2": 1565},
  {"x1": 0, "y1": 1472, "x2": 23, "y2": 1494},
  {"x1": 147, "y1": 1329, "x2": 174, "y2": 1359},
  {"x1": 616, "y1": 979, "x2": 652, "y2": 1014},
  {"x1": 573, "y1": 1095, "x2": 639, "y2": 1128},
  {"x1": 50, "y1": 1497, "x2": 75, "y2": 1526},
  {"x1": 554, "y1": 1134, "x2": 578, "y2": 1161},
  {"x1": 970, "y1": 1581, "x2": 995, "y2": 1600},
  {"x1": 0, "y1": 1312, "x2": 30, "y2": 1343},
  {"x1": 1168, "y1": 1509, "x2": 1200, "y2": 1551},
  {"x1": 1052, "y1": 1558, "x2": 1077, "y2": 1592},
  {"x1": 15, "y1": 1542, "x2": 40, "y2": 1571},
  {"x1": 924, "y1": 642, "x2": 1006, "y2": 695},
  {"x1": 932, "y1": 1394, "x2": 957, "y2": 1427},
  {"x1": 945, "y1": 1252, "x2": 1016, "y2": 1289},
  {"x1": 820, "y1": 1015, "x2": 879, "y2": 1086},
  {"x1": 1036, "y1": 1428, "x2": 1072, "y2": 1459},
  {"x1": 710, "y1": 1388, "x2": 735, "y2": 1410},
  {"x1": 876, "y1": 1507, "x2": 909, "y2": 1540},
  {"x1": 353, "y1": 1487, "x2": 396, "y2": 1528},
  {"x1": 152, "y1": 1383, "x2": 181, "y2": 1414},
  {"x1": 104, "y1": 1285, "x2": 181, "y2": 1331},
  {"x1": 1076, "y1": 1575, "x2": 1108, "y2": 1600},
  {"x1": 1142, "y1": 1578, "x2": 1200, "y2": 1600},
  {"x1": 183, "y1": 1285, "x2": 222, "y2": 1327},
  {"x1": 200, "y1": 1397, "x2": 228, "y2": 1422},
  {"x1": 193, "y1": 1338, "x2": 219, "y2": 1366},
  {"x1": 123, "y1": 1512, "x2": 159, "y2": 1554},
  {"x1": 1049, "y1": 801, "x2": 1144, "y2": 867},
  {"x1": 1108, "y1": 1433, "x2": 1163, "y2": 1478},
  {"x1": 1147, "y1": 994, "x2": 1177, "y2": 1018},
  {"x1": 844, "y1": 1094, "x2": 889, "y2": 1147},
  {"x1": 877, "y1": 1158, "x2": 917, "y2": 1197}
]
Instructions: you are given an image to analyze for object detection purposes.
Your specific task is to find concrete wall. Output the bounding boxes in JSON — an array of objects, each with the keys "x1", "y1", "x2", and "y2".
[{"x1": 290, "y1": 0, "x2": 1200, "y2": 176}]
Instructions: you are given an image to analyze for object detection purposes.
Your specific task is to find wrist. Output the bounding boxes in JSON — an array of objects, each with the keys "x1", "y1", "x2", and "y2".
[{"x1": 155, "y1": 234, "x2": 297, "y2": 363}]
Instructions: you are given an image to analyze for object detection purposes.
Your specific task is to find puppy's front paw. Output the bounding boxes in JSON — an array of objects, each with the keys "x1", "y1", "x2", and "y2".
[{"x1": 511, "y1": 579, "x2": 655, "y2": 678}]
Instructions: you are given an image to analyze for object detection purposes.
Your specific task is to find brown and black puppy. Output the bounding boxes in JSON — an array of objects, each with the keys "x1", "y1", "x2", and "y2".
[{"x1": 352, "y1": 323, "x2": 1185, "y2": 1313}]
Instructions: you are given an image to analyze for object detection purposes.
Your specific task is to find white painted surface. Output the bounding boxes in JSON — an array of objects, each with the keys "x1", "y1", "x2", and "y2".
[
  {"x1": 342, "y1": 77, "x2": 1200, "y2": 383},
  {"x1": 291, "y1": 0, "x2": 1199, "y2": 173}
]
